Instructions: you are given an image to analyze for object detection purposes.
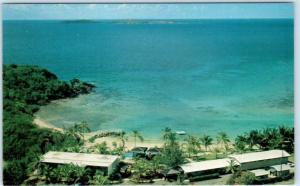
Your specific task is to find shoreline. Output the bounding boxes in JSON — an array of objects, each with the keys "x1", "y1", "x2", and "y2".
[
  {"x1": 34, "y1": 117, "x2": 64, "y2": 132},
  {"x1": 33, "y1": 116, "x2": 164, "y2": 149},
  {"x1": 33, "y1": 116, "x2": 229, "y2": 151}
]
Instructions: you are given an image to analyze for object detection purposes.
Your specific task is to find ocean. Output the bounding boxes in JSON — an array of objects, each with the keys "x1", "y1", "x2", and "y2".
[{"x1": 3, "y1": 19, "x2": 294, "y2": 139}]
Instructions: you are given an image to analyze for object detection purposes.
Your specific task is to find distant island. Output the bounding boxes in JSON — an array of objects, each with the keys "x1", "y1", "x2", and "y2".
[
  {"x1": 61, "y1": 19, "x2": 177, "y2": 24},
  {"x1": 63, "y1": 19, "x2": 99, "y2": 23}
]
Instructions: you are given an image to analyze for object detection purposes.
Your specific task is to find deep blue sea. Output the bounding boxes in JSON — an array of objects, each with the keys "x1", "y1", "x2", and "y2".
[{"x1": 3, "y1": 19, "x2": 294, "y2": 139}]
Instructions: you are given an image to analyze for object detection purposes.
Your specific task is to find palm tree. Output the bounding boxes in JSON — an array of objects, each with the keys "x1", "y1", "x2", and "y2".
[
  {"x1": 212, "y1": 147, "x2": 221, "y2": 159},
  {"x1": 97, "y1": 142, "x2": 110, "y2": 154},
  {"x1": 118, "y1": 131, "x2": 128, "y2": 150},
  {"x1": 64, "y1": 126, "x2": 80, "y2": 143},
  {"x1": 65, "y1": 121, "x2": 91, "y2": 143},
  {"x1": 226, "y1": 159, "x2": 239, "y2": 174},
  {"x1": 162, "y1": 127, "x2": 177, "y2": 147},
  {"x1": 200, "y1": 134, "x2": 213, "y2": 152},
  {"x1": 162, "y1": 127, "x2": 172, "y2": 141},
  {"x1": 160, "y1": 128, "x2": 184, "y2": 168},
  {"x1": 279, "y1": 126, "x2": 293, "y2": 141},
  {"x1": 183, "y1": 135, "x2": 201, "y2": 158},
  {"x1": 216, "y1": 132, "x2": 230, "y2": 154},
  {"x1": 246, "y1": 130, "x2": 261, "y2": 150},
  {"x1": 234, "y1": 135, "x2": 247, "y2": 153},
  {"x1": 132, "y1": 130, "x2": 144, "y2": 147},
  {"x1": 259, "y1": 128, "x2": 281, "y2": 150},
  {"x1": 278, "y1": 126, "x2": 294, "y2": 152},
  {"x1": 74, "y1": 121, "x2": 91, "y2": 141}
]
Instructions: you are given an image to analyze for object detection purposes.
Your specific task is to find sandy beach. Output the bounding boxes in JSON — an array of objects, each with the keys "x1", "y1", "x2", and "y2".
[
  {"x1": 34, "y1": 116, "x2": 164, "y2": 150},
  {"x1": 33, "y1": 116, "x2": 231, "y2": 153},
  {"x1": 34, "y1": 117, "x2": 64, "y2": 132},
  {"x1": 86, "y1": 136, "x2": 164, "y2": 150}
]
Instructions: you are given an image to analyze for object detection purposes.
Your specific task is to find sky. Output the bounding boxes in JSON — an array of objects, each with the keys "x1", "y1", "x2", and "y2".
[{"x1": 3, "y1": 3, "x2": 294, "y2": 20}]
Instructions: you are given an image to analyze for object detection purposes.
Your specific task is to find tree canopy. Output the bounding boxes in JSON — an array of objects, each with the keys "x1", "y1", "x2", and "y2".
[{"x1": 3, "y1": 64, "x2": 95, "y2": 185}]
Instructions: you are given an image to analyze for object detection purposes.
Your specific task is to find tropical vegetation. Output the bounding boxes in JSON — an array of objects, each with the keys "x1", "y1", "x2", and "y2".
[
  {"x1": 200, "y1": 134, "x2": 213, "y2": 152},
  {"x1": 233, "y1": 126, "x2": 294, "y2": 154},
  {"x1": 3, "y1": 64, "x2": 95, "y2": 185},
  {"x1": 131, "y1": 130, "x2": 144, "y2": 147},
  {"x1": 155, "y1": 128, "x2": 185, "y2": 168},
  {"x1": 130, "y1": 159, "x2": 156, "y2": 183},
  {"x1": 226, "y1": 170, "x2": 256, "y2": 185}
]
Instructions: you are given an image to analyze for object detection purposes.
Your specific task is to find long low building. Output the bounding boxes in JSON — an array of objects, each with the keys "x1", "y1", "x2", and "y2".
[
  {"x1": 41, "y1": 151, "x2": 119, "y2": 175},
  {"x1": 177, "y1": 158, "x2": 236, "y2": 179},
  {"x1": 249, "y1": 169, "x2": 270, "y2": 181},
  {"x1": 269, "y1": 164, "x2": 292, "y2": 178},
  {"x1": 175, "y1": 150, "x2": 292, "y2": 182},
  {"x1": 229, "y1": 150, "x2": 290, "y2": 170}
]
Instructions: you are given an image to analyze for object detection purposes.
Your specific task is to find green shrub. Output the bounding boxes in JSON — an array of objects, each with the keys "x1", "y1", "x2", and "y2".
[
  {"x1": 41, "y1": 163, "x2": 87, "y2": 184},
  {"x1": 89, "y1": 135, "x2": 97, "y2": 143},
  {"x1": 226, "y1": 171, "x2": 256, "y2": 185},
  {"x1": 89, "y1": 170, "x2": 110, "y2": 185}
]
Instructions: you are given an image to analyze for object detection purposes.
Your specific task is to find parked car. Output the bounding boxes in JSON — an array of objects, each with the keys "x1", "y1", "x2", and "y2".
[
  {"x1": 130, "y1": 147, "x2": 148, "y2": 158},
  {"x1": 123, "y1": 151, "x2": 135, "y2": 159},
  {"x1": 121, "y1": 147, "x2": 148, "y2": 162},
  {"x1": 146, "y1": 147, "x2": 162, "y2": 159}
]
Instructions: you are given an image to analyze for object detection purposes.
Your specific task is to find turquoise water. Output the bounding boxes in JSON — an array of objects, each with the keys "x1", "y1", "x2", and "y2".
[{"x1": 3, "y1": 19, "x2": 294, "y2": 139}]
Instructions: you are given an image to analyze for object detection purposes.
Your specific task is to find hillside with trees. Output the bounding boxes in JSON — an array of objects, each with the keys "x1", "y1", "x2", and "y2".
[{"x1": 3, "y1": 64, "x2": 95, "y2": 185}]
